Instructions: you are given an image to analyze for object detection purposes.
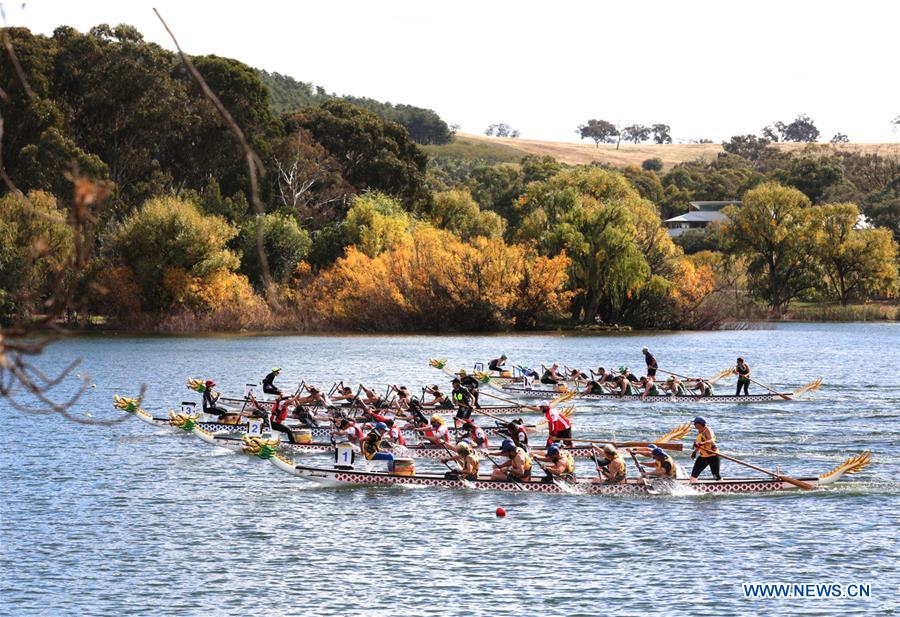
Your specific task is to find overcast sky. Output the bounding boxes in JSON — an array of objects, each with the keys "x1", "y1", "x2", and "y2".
[{"x1": 6, "y1": 0, "x2": 899, "y2": 143}]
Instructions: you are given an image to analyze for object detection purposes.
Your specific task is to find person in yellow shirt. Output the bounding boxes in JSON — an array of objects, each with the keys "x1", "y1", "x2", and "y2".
[{"x1": 689, "y1": 416, "x2": 721, "y2": 481}]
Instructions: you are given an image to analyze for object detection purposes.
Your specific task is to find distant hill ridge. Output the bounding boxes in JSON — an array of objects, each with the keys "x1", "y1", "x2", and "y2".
[{"x1": 257, "y1": 70, "x2": 451, "y2": 145}]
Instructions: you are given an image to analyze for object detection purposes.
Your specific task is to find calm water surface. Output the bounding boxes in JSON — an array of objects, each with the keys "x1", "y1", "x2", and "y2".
[{"x1": 1, "y1": 323, "x2": 898, "y2": 616}]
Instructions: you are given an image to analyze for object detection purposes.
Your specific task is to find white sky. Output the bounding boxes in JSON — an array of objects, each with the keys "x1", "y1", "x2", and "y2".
[{"x1": 5, "y1": 0, "x2": 899, "y2": 143}]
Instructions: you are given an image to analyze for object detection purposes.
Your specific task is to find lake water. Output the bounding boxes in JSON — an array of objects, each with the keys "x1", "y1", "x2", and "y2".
[{"x1": 1, "y1": 323, "x2": 898, "y2": 616}]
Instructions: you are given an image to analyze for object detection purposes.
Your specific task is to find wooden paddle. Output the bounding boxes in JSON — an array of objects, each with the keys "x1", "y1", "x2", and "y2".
[
  {"x1": 716, "y1": 452, "x2": 814, "y2": 490},
  {"x1": 561, "y1": 438, "x2": 683, "y2": 451},
  {"x1": 742, "y1": 374, "x2": 792, "y2": 400}
]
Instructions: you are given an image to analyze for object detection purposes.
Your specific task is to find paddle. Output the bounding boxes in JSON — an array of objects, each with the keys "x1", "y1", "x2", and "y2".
[
  {"x1": 626, "y1": 448, "x2": 658, "y2": 493},
  {"x1": 742, "y1": 375, "x2": 792, "y2": 400},
  {"x1": 434, "y1": 441, "x2": 476, "y2": 488},
  {"x1": 482, "y1": 449, "x2": 526, "y2": 491},
  {"x1": 562, "y1": 438, "x2": 683, "y2": 451},
  {"x1": 716, "y1": 452, "x2": 815, "y2": 490}
]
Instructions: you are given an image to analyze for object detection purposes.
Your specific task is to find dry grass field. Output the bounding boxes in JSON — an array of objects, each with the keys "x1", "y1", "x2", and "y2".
[{"x1": 429, "y1": 133, "x2": 900, "y2": 169}]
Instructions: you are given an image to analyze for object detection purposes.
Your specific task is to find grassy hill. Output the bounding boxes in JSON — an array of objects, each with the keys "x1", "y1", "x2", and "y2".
[{"x1": 430, "y1": 133, "x2": 900, "y2": 168}]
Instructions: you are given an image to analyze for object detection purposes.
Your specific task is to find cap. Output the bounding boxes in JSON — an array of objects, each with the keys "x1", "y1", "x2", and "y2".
[
  {"x1": 271, "y1": 367, "x2": 281, "y2": 373},
  {"x1": 374, "y1": 422, "x2": 387, "y2": 432},
  {"x1": 619, "y1": 365, "x2": 628, "y2": 373},
  {"x1": 693, "y1": 416, "x2": 707, "y2": 426},
  {"x1": 649, "y1": 445, "x2": 666, "y2": 458},
  {"x1": 205, "y1": 380, "x2": 215, "y2": 387},
  {"x1": 501, "y1": 353, "x2": 507, "y2": 359},
  {"x1": 500, "y1": 439, "x2": 515, "y2": 452},
  {"x1": 546, "y1": 445, "x2": 560, "y2": 458},
  {"x1": 642, "y1": 347, "x2": 649, "y2": 353},
  {"x1": 458, "y1": 369, "x2": 467, "y2": 376}
]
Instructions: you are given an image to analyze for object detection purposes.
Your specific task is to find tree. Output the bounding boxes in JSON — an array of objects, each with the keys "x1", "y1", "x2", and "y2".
[
  {"x1": 762, "y1": 114, "x2": 820, "y2": 142},
  {"x1": 342, "y1": 192, "x2": 412, "y2": 257},
  {"x1": 862, "y1": 187, "x2": 900, "y2": 241},
  {"x1": 810, "y1": 203, "x2": 898, "y2": 304},
  {"x1": 289, "y1": 100, "x2": 431, "y2": 213},
  {"x1": 719, "y1": 182, "x2": 819, "y2": 315},
  {"x1": 238, "y1": 213, "x2": 311, "y2": 286},
  {"x1": 430, "y1": 190, "x2": 506, "y2": 240},
  {"x1": 772, "y1": 155, "x2": 845, "y2": 203},
  {"x1": 104, "y1": 197, "x2": 240, "y2": 312},
  {"x1": 577, "y1": 119, "x2": 618, "y2": 148},
  {"x1": 651, "y1": 124, "x2": 672, "y2": 144},
  {"x1": 621, "y1": 125, "x2": 651, "y2": 144},
  {"x1": 830, "y1": 133, "x2": 850, "y2": 144},
  {"x1": 642, "y1": 158, "x2": 663, "y2": 172},
  {"x1": 722, "y1": 135, "x2": 776, "y2": 162}
]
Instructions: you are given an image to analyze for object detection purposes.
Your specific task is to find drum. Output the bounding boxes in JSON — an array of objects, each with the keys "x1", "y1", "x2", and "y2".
[
  {"x1": 292, "y1": 429, "x2": 312, "y2": 444},
  {"x1": 500, "y1": 370, "x2": 512, "y2": 378},
  {"x1": 393, "y1": 458, "x2": 416, "y2": 476}
]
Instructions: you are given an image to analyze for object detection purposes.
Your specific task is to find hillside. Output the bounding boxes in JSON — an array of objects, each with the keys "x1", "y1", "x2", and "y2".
[{"x1": 432, "y1": 133, "x2": 900, "y2": 168}]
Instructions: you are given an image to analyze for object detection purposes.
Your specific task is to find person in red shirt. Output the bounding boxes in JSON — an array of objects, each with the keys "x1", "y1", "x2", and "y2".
[{"x1": 542, "y1": 405, "x2": 573, "y2": 448}]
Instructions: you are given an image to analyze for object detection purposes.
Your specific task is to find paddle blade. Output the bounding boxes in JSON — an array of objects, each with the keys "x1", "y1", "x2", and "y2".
[
  {"x1": 792, "y1": 378, "x2": 823, "y2": 397},
  {"x1": 708, "y1": 368, "x2": 733, "y2": 385},
  {"x1": 549, "y1": 391, "x2": 576, "y2": 406},
  {"x1": 655, "y1": 422, "x2": 691, "y2": 444}
]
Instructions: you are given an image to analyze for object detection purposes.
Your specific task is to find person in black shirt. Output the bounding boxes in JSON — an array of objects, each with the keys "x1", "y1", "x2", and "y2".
[
  {"x1": 451, "y1": 378, "x2": 475, "y2": 424},
  {"x1": 735, "y1": 357, "x2": 751, "y2": 396},
  {"x1": 458, "y1": 370, "x2": 480, "y2": 407},
  {"x1": 642, "y1": 347, "x2": 658, "y2": 378},
  {"x1": 262, "y1": 367, "x2": 282, "y2": 396},
  {"x1": 488, "y1": 354, "x2": 508, "y2": 372}
]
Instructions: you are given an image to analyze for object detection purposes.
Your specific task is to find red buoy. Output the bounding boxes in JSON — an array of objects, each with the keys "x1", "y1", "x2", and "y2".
[{"x1": 496, "y1": 507, "x2": 507, "y2": 517}]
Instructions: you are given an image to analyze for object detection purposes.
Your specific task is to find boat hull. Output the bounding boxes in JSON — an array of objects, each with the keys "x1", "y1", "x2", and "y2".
[
  {"x1": 274, "y1": 461, "x2": 827, "y2": 495},
  {"x1": 501, "y1": 386, "x2": 791, "y2": 403}
]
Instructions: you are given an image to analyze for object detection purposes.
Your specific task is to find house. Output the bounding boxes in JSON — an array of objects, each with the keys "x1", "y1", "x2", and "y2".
[{"x1": 663, "y1": 200, "x2": 739, "y2": 237}]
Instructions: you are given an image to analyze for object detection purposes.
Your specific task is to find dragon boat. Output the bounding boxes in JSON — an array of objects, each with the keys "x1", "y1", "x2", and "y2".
[
  {"x1": 499, "y1": 379, "x2": 822, "y2": 404},
  {"x1": 216, "y1": 397, "x2": 537, "y2": 417},
  {"x1": 269, "y1": 451, "x2": 871, "y2": 495}
]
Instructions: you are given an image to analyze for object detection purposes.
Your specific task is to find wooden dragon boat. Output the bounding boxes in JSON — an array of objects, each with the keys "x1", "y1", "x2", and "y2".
[
  {"x1": 216, "y1": 396, "x2": 536, "y2": 417},
  {"x1": 499, "y1": 379, "x2": 823, "y2": 403},
  {"x1": 268, "y1": 451, "x2": 870, "y2": 496}
]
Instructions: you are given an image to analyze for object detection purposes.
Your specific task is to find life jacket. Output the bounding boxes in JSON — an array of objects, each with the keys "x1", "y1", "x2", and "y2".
[
  {"x1": 453, "y1": 387, "x2": 473, "y2": 406},
  {"x1": 514, "y1": 447, "x2": 533, "y2": 478},
  {"x1": 561, "y1": 450, "x2": 576, "y2": 475},
  {"x1": 362, "y1": 431, "x2": 382, "y2": 460},
  {"x1": 656, "y1": 454, "x2": 677, "y2": 478},
  {"x1": 646, "y1": 384, "x2": 660, "y2": 396},
  {"x1": 607, "y1": 454, "x2": 627, "y2": 483},
  {"x1": 426, "y1": 424, "x2": 449, "y2": 442},
  {"x1": 545, "y1": 409, "x2": 572, "y2": 434},
  {"x1": 694, "y1": 427, "x2": 717, "y2": 458},
  {"x1": 386, "y1": 426, "x2": 406, "y2": 446},
  {"x1": 588, "y1": 381, "x2": 605, "y2": 394},
  {"x1": 675, "y1": 383, "x2": 687, "y2": 396},
  {"x1": 272, "y1": 401, "x2": 289, "y2": 424},
  {"x1": 464, "y1": 453, "x2": 480, "y2": 479},
  {"x1": 469, "y1": 425, "x2": 488, "y2": 447}
]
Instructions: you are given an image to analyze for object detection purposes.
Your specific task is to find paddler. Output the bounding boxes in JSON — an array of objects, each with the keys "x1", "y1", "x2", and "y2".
[
  {"x1": 488, "y1": 354, "x2": 508, "y2": 373},
  {"x1": 505, "y1": 418, "x2": 530, "y2": 450},
  {"x1": 612, "y1": 374, "x2": 635, "y2": 397},
  {"x1": 490, "y1": 439, "x2": 533, "y2": 481},
  {"x1": 262, "y1": 367, "x2": 282, "y2": 396},
  {"x1": 441, "y1": 442, "x2": 480, "y2": 481},
  {"x1": 420, "y1": 414, "x2": 451, "y2": 446},
  {"x1": 423, "y1": 384, "x2": 455, "y2": 409},
  {"x1": 734, "y1": 357, "x2": 751, "y2": 396},
  {"x1": 296, "y1": 385, "x2": 334, "y2": 409},
  {"x1": 661, "y1": 376, "x2": 687, "y2": 396},
  {"x1": 334, "y1": 418, "x2": 365, "y2": 445},
  {"x1": 459, "y1": 418, "x2": 489, "y2": 449},
  {"x1": 201, "y1": 380, "x2": 228, "y2": 417},
  {"x1": 618, "y1": 365, "x2": 639, "y2": 382},
  {"x1": 330, "y1": 386, "x2": 356, "y2": 406},
  {"x1": 383, "y1": 418, "x2": 406, "y2": 446},
  {"x1": 591, "y1": 444, "x2": 627, "y2": 484},
  {"x1": 534, "y1": 444, "x2": 576, "y2": 481},
  {"x1": 689, "y1": 417, "x2": 721, "y2": 481},
  {"x1": 642, "y1": 347, "x2": 658, "y2": 378},
  {"x1": 451, "y1": 377, "x2": 475, "y2": 424},
  {"x1": 359, "y1": 384, "x2": 385, "y2": 407},
  {"x1": 542, "y1": 404, "x2": 573, "y2": 447},
  {"x1": 458, "y1": 370, "x2": 481, "y2": 407},
  {"x1": 361, "y1": 422, "x2": 395, "y2": 472},
  {"x1": 566, "y1": 367, "x2": 589, "y2": 382},
  {"x1": 540, "y1": 363, "x2": 563, "y2": 385},
  {"x1": 268, "y1": 395, "x2": 297, "y2": 442},
  {"x1": 583, "y1": 376, "x2": 607, "y2": 395},
  {"x1": 632, "y1": 444, "x2": 678, "y2": 478},
  {"x1": 638, "y1": 376, "x2": 661, "y2": 400}
]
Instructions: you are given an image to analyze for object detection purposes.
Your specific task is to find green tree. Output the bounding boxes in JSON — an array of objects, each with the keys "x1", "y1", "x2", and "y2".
[
  {"x1": 104, "y1": 196, "x2": 239, "y2": 312},
  {"x1": 430, "y1": 190, "x2": 506, "y2": 240},
  {"x1": 720, "y1": 182, "x2": 819, "y2": 314},
  {"x1": 238, "y1": 213, "x2": 311, "y2": 286},
  {"x1": 651, "y1": 124, "x2": 672, "y2": 144},
  {"x1": 621, "y1": 124, "x2": 651, "y2": 144},
  {"x1": 810, "y1": 203, "x2": 899, "y2": 304},
  {"x1": 0, "y1": 191, "x2": 73, "y2": 323},
  {"x1": 289, "y1": 100, "x2": 431, "y2": 213},
  {"x1": 577, "y1": 119, "x2": 618, "y2": 147},
  {"x1": 642, "y1": 157, "x2": 664, "y2": 172},
  {"x1": 342, "y1": 192, "x2": 412, "y2": 257},
  {"x1": 772, "y1": 155, "x2": 845, "y2": 203}
]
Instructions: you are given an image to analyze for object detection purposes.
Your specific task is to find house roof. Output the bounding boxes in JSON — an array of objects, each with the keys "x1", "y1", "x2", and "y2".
[
  {"x1": 664, "y1": 211, "x2": 728, "y2": 224},
  {"x1": 689, "y1": 200, "x2": 741, "y2": 211}
]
